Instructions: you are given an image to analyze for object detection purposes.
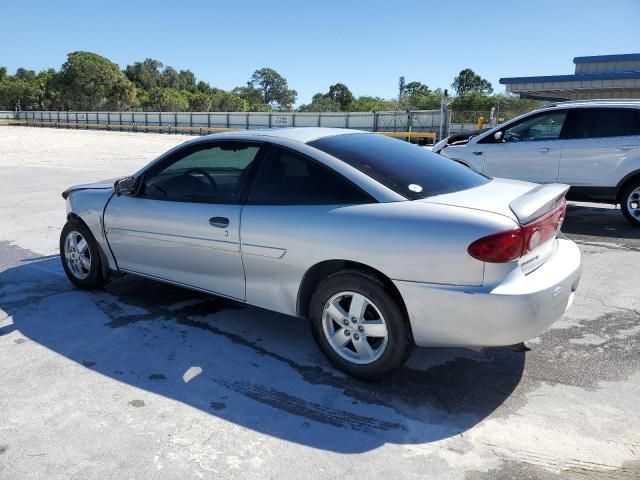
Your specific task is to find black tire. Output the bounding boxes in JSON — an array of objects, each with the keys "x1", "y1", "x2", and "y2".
[
  {"x1": 60, "y1": 218, "x2": 106, "y2": 289},
  {"x1": 620, "y1": 179, "x2": 640, "y2": 227},
  {"x1": 309, "y1": 270, "x2": 413, "y2": 380}
]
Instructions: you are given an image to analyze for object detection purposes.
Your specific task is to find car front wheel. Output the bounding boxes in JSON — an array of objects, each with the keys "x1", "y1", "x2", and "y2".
[
  {"x1": 621, "y1": 180, "x2": 640, "y2": 227},
  {"x1": 60, "y1": 218, "x2": 106, "y2": 289},
  {"x1": 309, "y1": 270, "x2": 412, "y2": 379}
]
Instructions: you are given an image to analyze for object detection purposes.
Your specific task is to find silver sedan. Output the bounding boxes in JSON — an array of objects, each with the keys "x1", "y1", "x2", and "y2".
[{"x1": 60, "y1": 128, "x2": 581, "y2": 378}]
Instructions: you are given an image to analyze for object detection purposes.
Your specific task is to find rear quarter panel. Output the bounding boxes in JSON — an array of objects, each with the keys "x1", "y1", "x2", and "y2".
[
  {"x1": 240, "y1": 201, "x2": 517, "y2": 316},
  {"x1": 616, "y1": 149, "x2": 640, "y2": 187}
]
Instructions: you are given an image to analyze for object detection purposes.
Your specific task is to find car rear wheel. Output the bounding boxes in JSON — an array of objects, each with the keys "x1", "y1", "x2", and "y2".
[
  {"x1": 309, "y1": 270, "x2": 412, "y2": 379},
  {"x1": 621, "y1": 180, "x2": 640, "y2": 227},
  {"x1": 60, "y1": 218, "x2": 106, "y2": 289}
]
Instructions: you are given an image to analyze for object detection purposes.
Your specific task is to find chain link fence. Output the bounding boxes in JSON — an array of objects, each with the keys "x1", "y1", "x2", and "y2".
[{"x1": 447, "y1": 110, "x2": 526, "y2": 135}]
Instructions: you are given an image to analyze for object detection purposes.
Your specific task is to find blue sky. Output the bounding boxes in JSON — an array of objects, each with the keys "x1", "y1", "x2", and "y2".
[{"x1": 2, "y1": 0, "x2": 639, "y2": 105}]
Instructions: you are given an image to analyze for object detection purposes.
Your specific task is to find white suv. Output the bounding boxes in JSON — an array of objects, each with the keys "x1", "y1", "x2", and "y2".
[{"x1": 433, "y1": 100, "x2": 640, "y2": 225}]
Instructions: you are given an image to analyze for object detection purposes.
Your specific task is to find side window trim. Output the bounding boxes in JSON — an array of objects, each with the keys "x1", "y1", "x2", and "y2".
[
  {"x1": 244, "y1": 144, "x2": 376, "y2": 206},
  {"x1": 479, "y1": 110, "x2": 569, "y2": 144},
  {"x1": 143, "y1": 140, "x2": 264, "y2": 178},
  {"x1": 506, "y1": 110, "x2": 568, "y2": 143},
  {"x1": 137, "y1": 140, "x2": 267, "y2": 205},
  {"x1": 236, "y1": 143, "x2": 272, "y2": 204}
]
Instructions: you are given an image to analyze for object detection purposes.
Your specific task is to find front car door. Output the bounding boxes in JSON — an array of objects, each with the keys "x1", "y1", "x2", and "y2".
[
  {"x1": 477, "y1": 110, "x2": 568, "y2": 183},
  {"x1": 104, "y1": 140, "x2": 264, "y2": 300},
  {"x1": 559, "y1": 107, "x2": 640, "y2": 195}
]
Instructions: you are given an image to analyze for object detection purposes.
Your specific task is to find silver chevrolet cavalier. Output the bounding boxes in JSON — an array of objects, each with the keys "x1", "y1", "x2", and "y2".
[{"x1": 60, "y1": 128, "x2": 581, "y2": 378}]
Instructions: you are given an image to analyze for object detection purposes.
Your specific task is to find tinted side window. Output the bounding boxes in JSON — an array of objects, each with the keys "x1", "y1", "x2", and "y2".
[
  {"x1": 142, "y1": 142, "x2": 260, "y2": 203},
  {"x1": 564, "y1": 108, "x2": 640, "y2": 139},
  {"x1": 310, "y1": 133, "x2": 489, "y2": 200},
  {"x1": 247, "y1": 147, "x2": 373, "y2": 205}
]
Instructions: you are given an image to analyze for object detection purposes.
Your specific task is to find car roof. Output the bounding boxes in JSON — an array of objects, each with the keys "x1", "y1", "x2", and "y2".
[
  {"x1": 200, "y1": 127, "x2": 369, "y2": 144},
  {"x1": 540, "y1": 99, "x2": 640, "y2": 110}
]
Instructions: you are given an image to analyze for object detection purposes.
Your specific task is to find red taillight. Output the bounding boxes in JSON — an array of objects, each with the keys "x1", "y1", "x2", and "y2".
[
  {"x1": 468, "y1": 228, "x2": 524, "y2": 262},
  {"x1": 468, "y1": 199, "x2": 567, "y2": 263}
]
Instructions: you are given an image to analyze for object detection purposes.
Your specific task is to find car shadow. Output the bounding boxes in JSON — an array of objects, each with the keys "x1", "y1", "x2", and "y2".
[
  {"x1": 564, "y1": 202, "x2": 640, "y2": 243},
  {"x1": 0, "y1": 242, "x2": 525, "y2": 454}
]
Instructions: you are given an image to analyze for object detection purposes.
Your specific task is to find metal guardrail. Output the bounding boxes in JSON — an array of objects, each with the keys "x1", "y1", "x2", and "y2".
[
  {"x1": 0, "y1": 119, "x2": 236, "y2": 134},
  {"x1": 0, "y1": 116, "x2": 437, "y2": 144},
  {"x1": 0, "y1": 118, "x2": 438, "y2": 144},
  {"x1": 11, "y1": 110, "x2": 443, "y2": 139},
  {"x1": 1, "y1": 109, "x2": 530, "y2": 140}
]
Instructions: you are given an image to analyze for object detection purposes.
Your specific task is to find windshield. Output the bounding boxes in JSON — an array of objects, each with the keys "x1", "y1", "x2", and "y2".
[{"x1": 309, "y1": 133, "x2": 489, "y2": 200}]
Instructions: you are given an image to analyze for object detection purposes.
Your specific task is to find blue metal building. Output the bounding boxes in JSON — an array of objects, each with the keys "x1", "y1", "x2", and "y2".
[{"x1": 499, "y1": 53, "x2": 640, "y2": 101}]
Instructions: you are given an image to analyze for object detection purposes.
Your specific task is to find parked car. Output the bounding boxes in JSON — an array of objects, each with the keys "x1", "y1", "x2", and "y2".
[
  {"x1": 432, "y1": 100, "x2": 640, "y2": 225},
  {"x1": 60, "y1": 128, "x2": 581, "y2": 378}
]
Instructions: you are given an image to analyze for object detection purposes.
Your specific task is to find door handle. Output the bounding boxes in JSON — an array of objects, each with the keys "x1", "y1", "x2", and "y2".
[
  {"x1": 538, "y1": 147, "x2": 551, "y2": 153},
  {"x1": 472, "y1": 151, "x2": 483, "y2": 156},
  {"x1": 209, "y1": 216, "x2": 229, "y2": 228},
  {"x1": 617, "y1": 145, "x2": 638, "y2": 151}
]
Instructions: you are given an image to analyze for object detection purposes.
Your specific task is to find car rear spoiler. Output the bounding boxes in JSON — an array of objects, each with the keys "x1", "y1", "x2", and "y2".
[{"x1": 509, "y1": 183, "x2": 570, "y2": 224}]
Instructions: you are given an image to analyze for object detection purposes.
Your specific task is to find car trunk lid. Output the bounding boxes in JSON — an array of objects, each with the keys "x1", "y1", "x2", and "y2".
[{"x1": 419, "y1": 178, "x2": 569, "y2": 273}]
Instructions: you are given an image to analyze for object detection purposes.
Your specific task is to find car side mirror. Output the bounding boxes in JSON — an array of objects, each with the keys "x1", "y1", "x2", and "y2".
[
  {"x1": 494, "y1": 131, "x2": 504, "y2": 142},
  {"x1": 114, "y1": 176, "x2": 136, "y2": 196}
]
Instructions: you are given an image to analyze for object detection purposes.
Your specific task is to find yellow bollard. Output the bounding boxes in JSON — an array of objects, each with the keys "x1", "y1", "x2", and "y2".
[{"x1": 476, "y1": 116, "x2": 484, "y2": 130}]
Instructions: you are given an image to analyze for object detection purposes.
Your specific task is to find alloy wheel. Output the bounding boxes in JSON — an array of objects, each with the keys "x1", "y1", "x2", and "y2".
[
  {"x1": 64, "y1": 230, "x2": 92, "y2": 280},
  {"x1": 627, "y1": 187, "x2": 640, "y2": 220},
  {"x1": 322, "y1": 291, "x2": 389, "y2": 365}
]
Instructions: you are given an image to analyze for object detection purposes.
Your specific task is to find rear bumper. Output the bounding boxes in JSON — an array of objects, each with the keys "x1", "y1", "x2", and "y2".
[{"x1": 395, "y1": 238, "x2": 581, "y2": 348}]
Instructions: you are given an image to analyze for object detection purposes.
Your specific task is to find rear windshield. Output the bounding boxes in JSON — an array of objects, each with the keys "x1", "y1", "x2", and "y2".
[{"x1": 309, "y1": 133, "x2": 489, "y2": 200}]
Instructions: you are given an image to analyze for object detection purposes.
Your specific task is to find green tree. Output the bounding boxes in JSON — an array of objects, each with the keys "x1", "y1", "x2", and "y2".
[
  {"x1": 0, "y1": 76, "x2": 30, "y2": 110},
  {"x1": 189, "y1": 92, "x2": 212, "y2": 111},
  {"x1": 326, "y1": 83, "x2": 354, "y2": 111},
  {"x1": 298, "y1": 83, "x2": 354, "y2": 112},
  {"x1": 246, "y1": 68, "x2": 297, "y2": 110},
  {"x1": 196, "y1": 80, "x2": 211, "y2": 93},
  {"x1": 403, "y1": 81, "x2": 430, "y2": 98},
  {"x1": 15, "y1": 68, "x2": 36, "y2": 82},
  {"x1": 400, "y1": 83, "x2": 443, "y2": 110},
  {"x1": 210, "y1": 89, "x2": 248, "y2": 111},
  {"x1": 0, "y1": 67, "x2": 60, "y2": 110},
  {"x1": 232, "y1": 85, "x2": 268, "y2": 111},
  {"x1": 124, "y1": 58, "x2": 163, "y2": 91},
  {"x1": 161, "y1": 66, "x2": 179, "y2": 89},
  {"x1": 58, "y1": 52, "x2": 136, "y2": 110},
  {"x1": 350, "y1": 96, "x2": 395, "y2": 112},
  {"x1": 134, "y1": 89, "x2": 151, "y2": 110},
  {"x1": 109, "y1": 77, "x2": 137, "y2": 110},
  {"x1": 449, "y1": 91, "x2": 494, "y2": 110},
  {"x1": 177, "y1": 70, "x2": 196, "y2": 91},
  {"x1": 298, "y1": 93, "x2": 341, "y2": 112},
  {"x1": 149, "y1": 87, "x2": 190, "y2": 111},
  {"x1": 452, "y1": 68, "x2": 493, "y2": 96},
  {"x1": 34, "y1": 68, "x2": 61, "y2": 110}
]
